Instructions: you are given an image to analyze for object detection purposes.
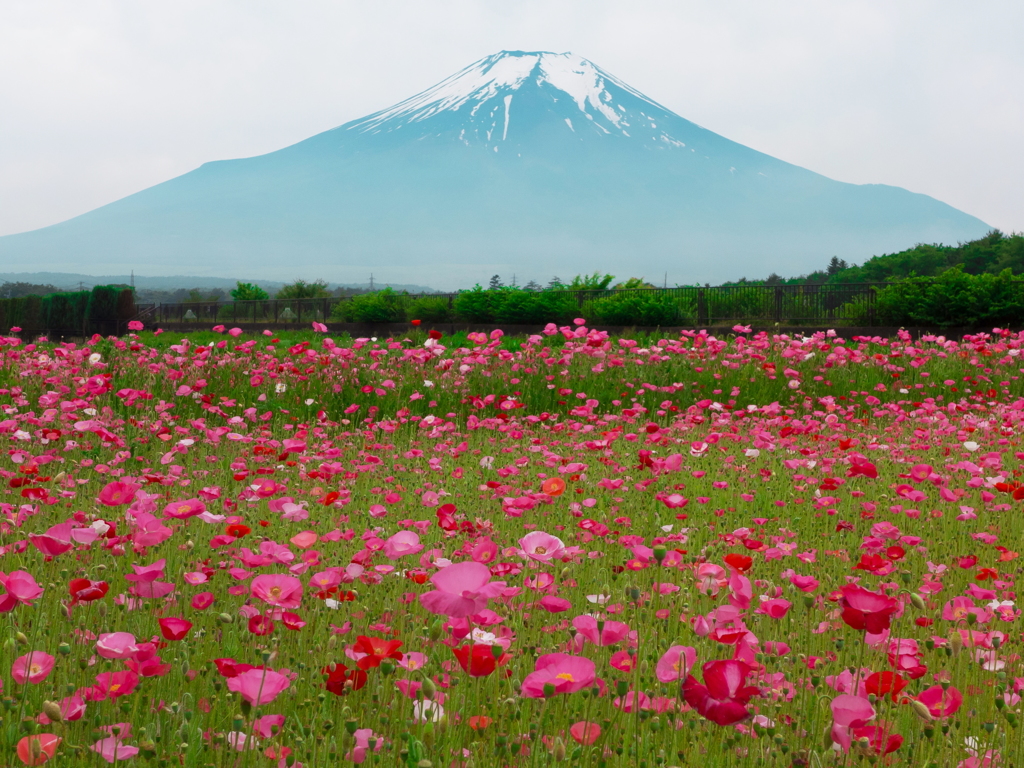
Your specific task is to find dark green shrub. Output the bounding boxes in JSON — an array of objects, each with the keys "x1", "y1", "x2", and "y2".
[
  {"x1": 331, "y1": 289, "x2": 406, "y2": 323},
  {"x1": 454, "y1": 286, "x2": 507, "y2": 323},
  {"x1": 589, "y1": 291, "x2": 685, "y2": 326},
  {"x1": 43, "y1": 291, "x2": 90, "y2": 334},
  {"x1": 116, "y1": 289, "x2": 136, "y2": 321},
  {"x1": 491, "y1": 289, "x2": 580, "y2": 325},
  {"x1": 406, "y1": 296, "x2": 454, "y2": 323},
  {"x1": 87, "y1": 285, "x2": 121, "y2": 322},
  {"x1": 874, "y1": 268, "x2": 1024, "y2": 327}
]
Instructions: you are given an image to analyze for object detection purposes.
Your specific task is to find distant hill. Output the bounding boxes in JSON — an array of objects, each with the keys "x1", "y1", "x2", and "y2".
[{"x1": 0, "y1": 50, "x2": 991, "y2": 288}]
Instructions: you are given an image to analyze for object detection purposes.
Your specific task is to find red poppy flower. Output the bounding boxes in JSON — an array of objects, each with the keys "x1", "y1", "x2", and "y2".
[
  {"x1": 468, "y1": 716, "x2": 492, "y2": 730},
  {"x1": 428, "y1": 330, "x2": 443, "y2": 340},
  {"x1": 411, "y1": 319, "x2": 422, "y2": 326},
  {"x1": 68, "y1": 578, "x2": 109, "y2": 605},
  {"x1": 864, "y1": 671, "x2": 907, "y2": 702},
  {"x1": 352, "y1": 635, "x2": 404, "y2": 670},
  {"x1": 682, "y1": 660, "x2": 759, "y2": 726},
  {"x1": 248, "y1": 616, "x2": 275, "y2": 636},
  {"x1": 157, "y1": 617, "x2": 193, "y2": 641},
  {"x1": 323, "y1": 662, "x2": 367, "y2": 695},
  {"x1": 976, "y1": 568, "x2": 998, "y2": 581},
  {"x1": 225, "y1": 524, "x2": 251, "y2": 538},
  {"x1": 452, "y1": 644, "x2": 510, "y2": 677},
  {"x1": 885, "y1": 546, "x2": 905, "y2": 561},
  {"x1": 839, "y1": 584, "x2": 899, "y2": 634},
  {"x1": 723, "y1": 553, "x2": 752, "y2": 573}
]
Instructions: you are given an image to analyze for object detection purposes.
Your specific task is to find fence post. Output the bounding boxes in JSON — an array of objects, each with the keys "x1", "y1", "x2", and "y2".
[
  {"x1": 697, "y1": 289, "x2": 707, "y2": 326},
  {"x1": 774, "y1": 287, "x2": 783, "y2": 324}
]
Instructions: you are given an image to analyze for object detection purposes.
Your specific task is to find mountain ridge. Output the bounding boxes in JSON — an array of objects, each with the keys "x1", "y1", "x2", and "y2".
[{"x1": 0, "y1": 50, "x2": 991, "y2": 288}]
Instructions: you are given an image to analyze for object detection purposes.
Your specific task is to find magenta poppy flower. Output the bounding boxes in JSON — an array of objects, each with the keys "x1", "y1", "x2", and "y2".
[
  {"x1": 830, "y1": 693, "x2": 876, "y2": 751},
  {"x1": 569, "y1": 721, "x2": 601, "y2": 745},
  {"x1": 0, "y1": 570, "x2": 44, "y2": 612},
  {"x1": 97, "y1": 481, "x2": 140, "y2": 507},
  {"x1": 571, "y1": 615, "x2": 630, "y2": 646},
  {"x1": 93, "y1": 670, "x2": 139, "y2": 699},
  {"x1": 839, "y1": 583, "x2": 899, "y2": 634},
  {"x1": 95, "y1": 633, "x2": 138, "y2": 660},
  {"x1": 382, "y1": 531, "x2": 424, "y2": 560},
  {"x1": 227, "y1": 668, "x2": 292, "y2": 705},
  {"x1": 656, "y1": 645, "x2": 697, "y2": 683},
  {"x1": 521, "y1": 653, "x2": 596, "y2": 698},
  {"x1": 537, "y1": 595, "x2": 572, "y2": 613},
  {"x1": 38, "y1": 694, "x2": 86, "y2": 724},
  {"x1": 162, "y1": 498, "x2": 207, "y2": 519},
  {"x1": 518, "y1": 531, "x2": 565, "y2": 562},
  {"x1": 470, "y1": 538, "x2": 499, "y2": 564},
  {"x1": 682, "y1": 660, "x2": 759, "y2": 726},
  {"x1": 248, "y1": 615, "x2": 275, "y2": 635},
  {"x1": 250, "y1": 574, "x2": 303, "y2": 609},
  {"x1": 157, "y1": 617, "x2": 192, "y2": 641},
  {"x1": 90, "y1": 734, "x2": 139, "y2": 763},
  {"x1": 12, "y1": 652, "x2": 55, "y2": 684},
  {"x1": 916, "y1": 685, "x2": 963, "y2": 718},
  {"x1": 191, "y1": 592, "x2": 215, "y2": 610},
  {"x1": 123, "y1": 559, "x2": 166, "y2": 584},
  {"x1": 419, "y1": 561, "x2": 506, "y2": 618},
  {"x1": 755, "y1": 598, "x2": 792, "y2": 619}
]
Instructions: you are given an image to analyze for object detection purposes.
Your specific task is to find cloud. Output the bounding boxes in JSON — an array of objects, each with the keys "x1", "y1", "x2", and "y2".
[{"x1": 1, "y1": 0, "x2": 1021, "y2": 239}]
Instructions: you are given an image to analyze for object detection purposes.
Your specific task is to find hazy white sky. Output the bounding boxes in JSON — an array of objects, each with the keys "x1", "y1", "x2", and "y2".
[{"x1": 2, "y1": 0, "x2": 1022, "y2": 239}]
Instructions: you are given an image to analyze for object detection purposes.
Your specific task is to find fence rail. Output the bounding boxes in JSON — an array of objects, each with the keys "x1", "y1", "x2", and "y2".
[{"x1": 137, "y1": 283, "x2": 891, "y2": 328}]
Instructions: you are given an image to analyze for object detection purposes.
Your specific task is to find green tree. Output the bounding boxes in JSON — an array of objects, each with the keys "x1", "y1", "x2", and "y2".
[
  {"x1": 230, "y1": 282, "x2": 269, "y2": 301},
  {"x1": 567, "y1": 272, "x2": 615, "y2": 290},
  {"x1": 276, "y1": 279, "x2": 331, "y2": 300}
]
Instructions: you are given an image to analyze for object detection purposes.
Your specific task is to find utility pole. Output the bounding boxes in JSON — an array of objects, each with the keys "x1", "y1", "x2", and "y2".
[
  {"x1": 369, "y1": 273, "x2": 375, "y2": 291},
  {"x1": 664, "y1": 272, "x2": 667, "y2": 289}
]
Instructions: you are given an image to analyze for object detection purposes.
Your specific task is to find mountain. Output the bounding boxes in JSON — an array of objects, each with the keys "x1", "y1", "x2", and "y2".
[{"x1": 0, "y1": 50, "x2": 991, "y2": 288}]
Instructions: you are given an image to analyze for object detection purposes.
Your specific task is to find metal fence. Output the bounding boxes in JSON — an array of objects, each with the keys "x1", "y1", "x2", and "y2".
[{"x1": 135, "y1": 283, "x2": 890, "y2": 328}]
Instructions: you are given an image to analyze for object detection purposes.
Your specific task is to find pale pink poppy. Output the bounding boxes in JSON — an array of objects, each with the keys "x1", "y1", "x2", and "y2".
[
  {"x1": 569, "y1": 721, "x2": 601, "y2": 745},
  {"x1": 97, "y1": 481, "x2": 140, "y2": 507},
  {"x1": 12, "y1": 651, "x2": 55, "y2": 684},
  {"x1": 382, "y1": 531, "x2": 424, "y2": 560},
  {"x1": 96, "y1": 633, "x2": 138, "y2": 660},
  {"x1": 518, "y1": 531, "x2": 565, "y2": 562},
  {"x1": 227, "y1": 668, "x2": 292, "y2": 705},
  {"x1": 916, "y1": 685, "x2": 963, "y2": 719},
  {"x1": 290, "y1": 531, "x2": 318, "y2": 549},
  {"x1": 91, "y1": 735, "x2": 139, "y2": 763},
  {"x1": 419, "y1": 561, "x2": 506, "y2": 618},
  {"x1": 521, "y1": 654, "x2": 596, "y2": 697},
  {"x1": 251, "y1": 574, "x2": 303, "y2": 609},
  {"x1": 830, "y1": 694, "x2": 876, "y2": 751},
  {"x1": 571, "y1": 615, "x2": 630, "y2": 646},
  {"x1": 656, "y1": 645, "x2": 697, "y2": 683}
]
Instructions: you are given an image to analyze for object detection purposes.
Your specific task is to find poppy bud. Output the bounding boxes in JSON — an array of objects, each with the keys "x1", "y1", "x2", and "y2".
[
  {"x1": 967, "y1": 613, "x2": 978, "y2": 626},
  {"x1": 422, "y1": 677, "x2": 436, "y2": 700},
  {"x1": 802, "y1": 594, "x2": 814, "y2": 609},
  {"x1": 218, "y1": 613, "x2": 234, "y2": 624},
  {"x1": 552, "y1": 736, "x2": 566, "y2": 760},
  {"x1": 15, "y1": 632, "x2": 28, "y2": 645},
  {"x1": 909, "y1": 699, "x2": 934, "y2": 721},
  {"x1": 950, "y1": 633, "x2": 964, "y2": 655},
  {"x1": 490, "y1": 645, "x2": 505, "y2": 660},
  {"x1": 910, "y1": 593, "x2": 926, "y2": 610},
  {"x1": 57, "y1": 642, "x2": 71, "y2": 656},
  {"x1": 345, "y1": 719, "x2": 358, "y2": 735},
  {"x1": 41, "y1": 700, "x2": 63, "y2": 722},
  {"x1": 993, "y1": 636, "x2": 1002, "y2": 649},
  {"x1": 543, "y1": 683, "x2": 557, "y2": 697},
  {"x1": 429, "y1": 620, "x2": 443, "y2": 641}
]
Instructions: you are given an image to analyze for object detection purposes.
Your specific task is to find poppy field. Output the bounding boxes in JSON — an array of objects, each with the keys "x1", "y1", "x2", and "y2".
[{"x1": 2, "y1": 319, "x2": 1024, "y2": 767}]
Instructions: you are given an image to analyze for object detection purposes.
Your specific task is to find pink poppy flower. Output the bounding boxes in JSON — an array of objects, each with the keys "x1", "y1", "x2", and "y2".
[
  {"x1": 569, "y1": 721, "x2": 601, "y2": 745},
  {"x1": 471, "y1": 538, "x2": 499, "y2": 564},
  {"x1": 537, "y1": 596, "x2": 572, "y2": 613},
  {"x1": 916, "y1": 685, "x2": 963, "y2": 719},
  {"x1": 191, "y1": 592, "x2": 215, "y2": 610},
  {"x1": 830, "y1": 694, "x2": 876, "y2": 751},
  {"x1": 250, "y1": 574, "x2": 303, "y2": 609},
  {"x1": 518, "y1": 531, "x2": 565, "y2": 562},
  {"x1": 571, "y1": 615, "x2": 630, "y2": 646},
  {"x1": 90, "y1": 734, "x2": 139, "y2": 763},
  {"x1": 682, "y1": 660, "x2": 759, "y2": 726},
  {"x1": 97, "y1": 481, "x2": 140, "y2": 507},
  {"x1": 162, "y1": 498, "x2": 206, "y2": 519},
  {"x1": 96, "y1": 633, "x2": 138, "y2": 660},
  {"x1": 656, "y1": 645, "x2": 697, "y2": 683},
  {"x1": 521, "y1": 653, "x2": 596, "y2": 698},
  {"x1": 755, "y1": 598, "x2": 793, "y2": 619},
  {"x1": 382, "y1": 531, "x2": 424, "y2": 560},
  {"x1": 253, "y1": 714, "x2": 286, "y2": 738},
  {"x1": 0, "y1": 570, "x2": 44, "y2": 611},
  {"x1": 346, "y1": 728, "x2": 384, "y2": 763},
  {"x1": 16, "y1": 734, "x2": 60, "y2": 766},
  {"x1": 92, "y1": 670, "x2": 139, "y2": 699},
  {"x1": 38, "y1": 694, "x2": 86, "y2": 725},
  {"x1": 839, "y1": 584, "x2": 899, "y2": 634},
  {"x1": 419, "y1": 562, "x2": 506, "y2": 618},
  {"x1": 12, "y1": 652, "x2": 55, "y2": 684},
  {"x1": 227, "y1": 668, "x2": 292, "y2": 705}
]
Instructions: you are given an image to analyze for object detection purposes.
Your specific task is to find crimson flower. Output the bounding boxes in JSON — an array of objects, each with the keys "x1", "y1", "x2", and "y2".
[
  {"x1": 157, "y1": 617, "x2": 192, "y2": 641},
  {"x1": 864, "y1": 671, "x2": 907, "y2": 703},
  {"x1": 452, "y1": 644, "x2": 510, "y2": 677},
  {"x1": 68, "y1": 579, "x2": 109, "y2": 605},
  {"x1": 323, "y1": 662, "x2": 368, "y2": 695},
  {"x1": 682, "y1": 660, "x2": 759, "y2": 726},
  {"x1": 248, "y1": 616, "x2": 275, "y2": 636},
  {"x1": 839, "y1": 584, "x2": 899, "y2": 634},
  {"x1": 352, "y1": 635, "x2": 403, "y2": 670},
  {"x1": 723, "y1": 553, "x2": 752, "y2": 573}
]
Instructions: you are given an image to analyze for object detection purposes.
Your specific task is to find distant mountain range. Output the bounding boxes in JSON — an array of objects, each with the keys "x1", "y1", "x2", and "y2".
[
  {"x1": 0, "y1": 50, "x2": 991, "y2": 288},
  {"x1": 0, "y1": 273, "x2": 435, "y2": 295}
]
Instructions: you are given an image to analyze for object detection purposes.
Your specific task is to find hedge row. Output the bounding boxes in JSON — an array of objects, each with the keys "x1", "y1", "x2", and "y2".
[
  {"x1": 0, "y1": 286, "x2": 136, "y2": 336},
  {"x1": 329, "y1": 287, "x2": 691, "y2": 326}
]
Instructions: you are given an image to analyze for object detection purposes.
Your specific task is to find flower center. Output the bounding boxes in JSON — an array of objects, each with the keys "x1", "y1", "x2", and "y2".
[
  {"x1": 269, "y1": 586, "x2": 283, "y2": 600},
  {"x1": 535, "y1": 546, "x2": 547, "y2": 555},
  {"x1": 555, "y1": 672, "x2": 575, "y2": 682}
]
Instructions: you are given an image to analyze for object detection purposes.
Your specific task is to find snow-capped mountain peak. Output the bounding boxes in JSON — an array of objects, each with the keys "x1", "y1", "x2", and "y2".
[{"x1": 341, "y1": 50, "x2": 685, "y2": 149}]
